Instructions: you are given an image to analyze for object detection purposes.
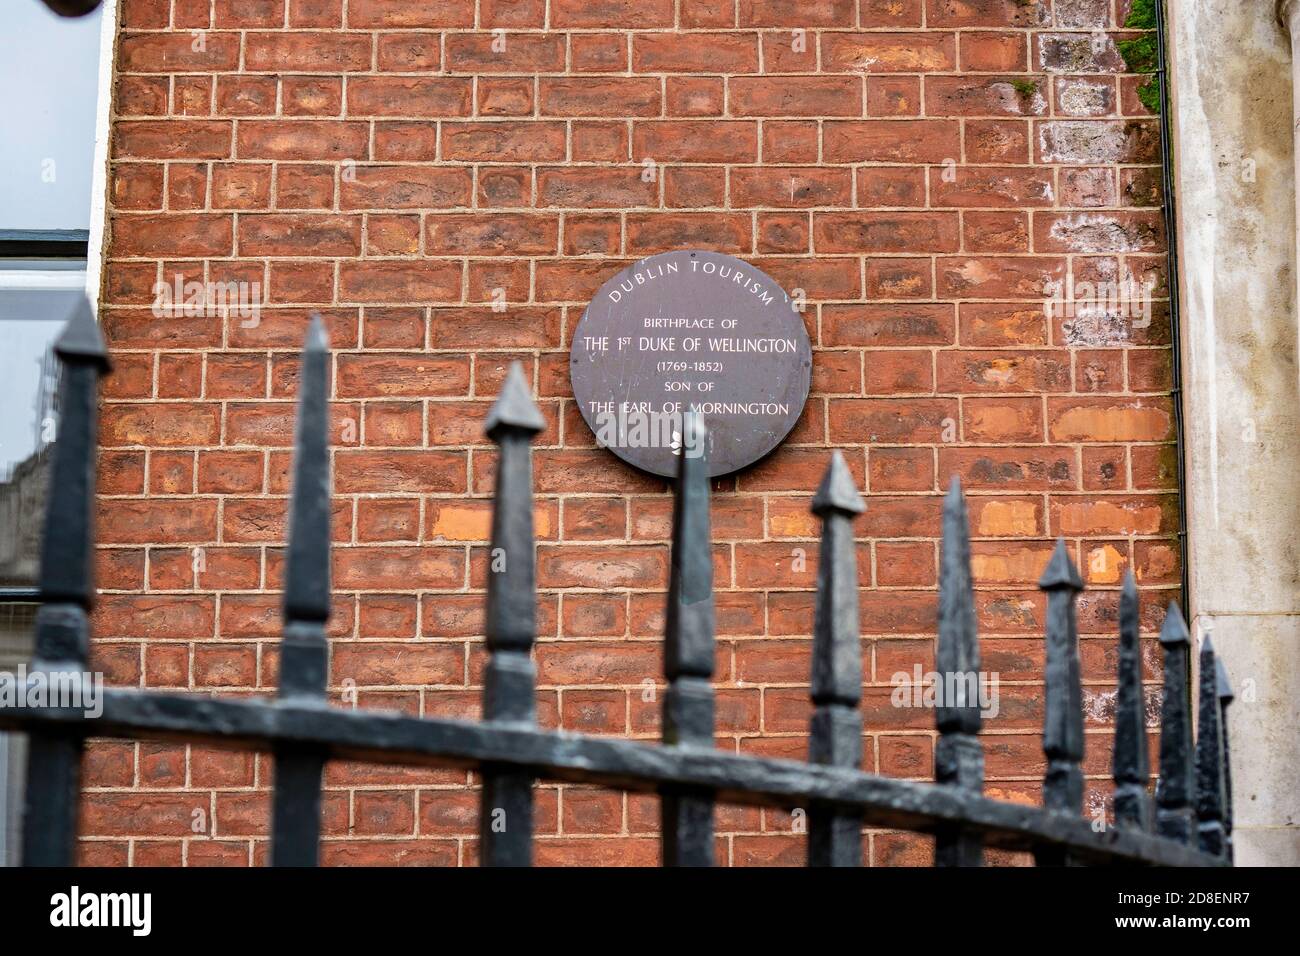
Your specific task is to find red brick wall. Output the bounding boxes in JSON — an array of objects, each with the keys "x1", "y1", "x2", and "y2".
[{"x1": 84, "y1": 0, "x2": 1176, "y2": 865}]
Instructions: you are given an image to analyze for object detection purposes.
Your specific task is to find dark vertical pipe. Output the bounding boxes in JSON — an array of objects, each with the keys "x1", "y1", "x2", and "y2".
[{"x1": 1154, "y1": 0, "x2": 1191, "y2": 619}]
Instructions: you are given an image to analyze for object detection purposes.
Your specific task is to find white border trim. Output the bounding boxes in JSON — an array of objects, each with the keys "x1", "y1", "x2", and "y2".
[{"x1": 85, "y1": 0, "x2": 118, "y2": 318}]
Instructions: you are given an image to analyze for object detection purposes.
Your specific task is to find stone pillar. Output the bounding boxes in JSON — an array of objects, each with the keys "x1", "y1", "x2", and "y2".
[{"x1": 1169, "y1": 0, "x2": 1300, "y2": 865}]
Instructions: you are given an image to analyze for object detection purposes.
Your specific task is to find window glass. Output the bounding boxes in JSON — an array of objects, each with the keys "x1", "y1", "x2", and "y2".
[
  {"x1": 0, "y1": 3, "x2": 104, "y2": 232},
  {"x1": 0, "y1": 262, "x2": 86, "y2": 588}
]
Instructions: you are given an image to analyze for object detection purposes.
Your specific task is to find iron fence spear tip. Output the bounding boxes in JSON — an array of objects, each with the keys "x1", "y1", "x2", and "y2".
[
  {"x1": 811, "y1": 450, "x2": 864, "y2": 516},
  {"x1": 940, "y1": 477, "x2": 969, "y2": 543},
  {"x1": 1122, "y1": 568, "x2": 1138, "y2": 598},
  {"x1": 1159, "y1": 601, "x2": 1190, "y2": 645},
  {"x1": 53, "y1": 295, "x2": 110, "y2": 369},
  {"x1": 1215, "y1": 658, "x2": 1234, "y2": 702},
  {"x1": 304, "y1": 313, "x2": 329, "y2": 352},
  {"x1": 1038, "y1": 537, "x2": 1083, "y2": 590},
  {"x1": 485, "y1": 361, "x2": 545, "y2": 438}
]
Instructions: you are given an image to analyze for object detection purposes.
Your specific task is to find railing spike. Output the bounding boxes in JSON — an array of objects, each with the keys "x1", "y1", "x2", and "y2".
[
  {"x1": 480, "y1": 361, "x2": 545, "y2": 866},
  {"x1": 1035, "y1": 538, "x2": 1084, "y2": 866},
  {"x1": 1154, "y1": 601, "x2": 1195, "y2": 844},
  {"x1": 661, "y1": 411, "x2": 716, "y2": 866},
  {"x1": 21, "y1": 295, "x2": 109, "y2": 866},
  {"x1": 1112, "y1": 570, "x2": 1152, "y2": 831},
  {"x1": 1215, "y1": 657, "x2": 1235, "y2": 862},
  {"x1": 1194, "y1": 634, "x2": 1228, "y2": 856},
  {"x1": 935, "y1": 477, "x2": 984, "y2": 866},
  {"x1": 271, "y1": 315, "x2": 332, "y2": 866},
  {"x1": 807, "y1": 450, "x2": 865, "y2": 867}
]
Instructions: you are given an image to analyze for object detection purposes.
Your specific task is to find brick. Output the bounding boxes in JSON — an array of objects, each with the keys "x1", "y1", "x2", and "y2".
[
  {"x1": 938, "y1": 447, "x2": 1076, "y2": 491},
  {"x1": 1037, "y1": 120, "x2": 1160, "y2": 164},
  {"x1": 335, "y1": 451, "x2": 466, "y2": 493},
  {"x1": 347, "y1": 77, "x2": 473, "y2": 116},
  {"x1": 114, "y1": 214, "x2": 234, "y2": 257},
  {"x1": 212, "y1": 164, "x2": 271, "y2": 209},
  {"x1": 540, "y1": 77, "x2": 662, "y2": 117},
  {"x1": 963, "y1": 397, "x2": 1044, "y2": 442},
  {"x1": 936, "y1": 256, "x2": 1065, "y2": 298},
  {"x1": 738, "y1": 0, "x2": 856, "y2": 26},
  {"x1": 823, "y1": 304, "x2": 954, "y2": 346},
  {"x1": 115, "y1": 121, "x2": 231, "y2": 159},
  {"x1": 966, "y1": 119, "x2": 1030, "y2": 162},
  {"x1": 626, "y1": 212, "x2": 751, "y2": 254},
  {"x1": 244, "y1": 32, "x2": 372, "y2": 72},
  {"x1": 445, "y1": 33, "x2": 565, "y2": 72},
  {"x1": 376, "y1": 32, "x2": 441, "y2": 70},
  {"x1": 1048, "y1": 397, "x2": 1173, "y2": 442},
  {"x1": 282, "y1": 77, "x2": 343, "y2": 116},
  {"x1": 1034, "y1": 211, "x2": 1165, "y2": 253},
  {"x1": 237, "y1": 120, "x2": 368, "y2": 160},
  {"x1": 538, "y1": 168, "x2": 657, "y2": 208},
  {"x1": 551, "y1": 0, "x2": 673, "y2": 27},
  {"x1": 960, "y1": 31, "x2": 1028, "y2": 71},
  {"x1": 666, "y1": 77, "x2": 725, "y2": 117},
  {"x1": 827, "y1": 398, "x2": 958, "y2": 443},
  {"x1": 930, "y1": 166, "x2": 1054, "y2": 207},
  {"x1": 814, "y1": 211, "x2": 960, "y2": 253},
  {"x1": 732, "y1": 167, "x2": 852, "y2": 208},
  {"x1": 572, "y1": 33, "x2": 627, "y2": 72},
  {"x1": 276, "y1": 165, "x2": 336, "y2": 207},
  {"x1": 425, "y1": 213, "x2": 558, "y2": 255},
  {"x1": 633, "y1": 121, "x2": 758, "y2": 163},
  {"x1": 761, "y1": 121, "x2": 819, "y2": 163},
  {"x1": 821, "y1": 32, "x2": 956, "y2": 72},
  {"x1": 729, "y1": 76, "x2": 862, "y2": 117},
  {"x1": 347, "y1": 0, "x2": 474, "y2": 27},
  {"x1": 238, "y1": 215, "x2": 361, "y2": 256},
  {"x1": 936, "y1": 350, "x2": 1071, "y2": 393},
  {"x1": 823, "y1": 120, "x2": 959, "y2": 163},
  {"x1": 340, "y1": 166, "x2": 471, "y2": 209},
  {"x1": 926, "y1": 0, "x2": 1050, "y2": 28},
  {"x1": 477, "y1": 77, "x2": 534, "y2": 115},
  {"x1": 632, "y1": 33, "x2": 758, "y2": 73},
  {"x1": 926, "y1": 76, "x2": 1048, "y2": 117},
  {"x1": 337, "y1": 355, "x2": 471, "y2": 397},
  {"x1": 119, "y1": 32, "x2": 241, "y2": 72},
  {"x1": 441, "y1": 121, "x2": 566, "y2": 161}
]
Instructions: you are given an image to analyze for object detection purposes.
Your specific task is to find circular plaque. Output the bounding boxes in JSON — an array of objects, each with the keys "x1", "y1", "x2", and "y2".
[{"x1": 570, "y1": 250, "x2": 812, "y2": 478}]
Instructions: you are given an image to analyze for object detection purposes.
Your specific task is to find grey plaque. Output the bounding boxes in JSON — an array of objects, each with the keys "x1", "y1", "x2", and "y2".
[{"x1": 570, "y1": 250, "x2": 812, "y2": 478}]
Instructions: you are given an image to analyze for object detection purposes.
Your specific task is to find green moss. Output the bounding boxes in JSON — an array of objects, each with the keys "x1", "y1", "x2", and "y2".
[
  {"x1": 1011, "y1": 78, "x2": 1039, "y2": 97},
  {"x1": 1119, "y1": 0, "x2": 1161, "y2": 114},
  {"x1": 1118, "y1": 34, "x2": 1158, "y2": 75},
  {"x1": 1136, "y1": 77, "x2": 1161, "y2": 113},
  {"x1": 1124, "y1": 0, "x2": 1157, "y2": 31}
]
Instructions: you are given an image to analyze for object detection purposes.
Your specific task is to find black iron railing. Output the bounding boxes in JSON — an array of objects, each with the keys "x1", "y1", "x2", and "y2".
[{"x1": 0, "y1": 304, "x2": 1234, "y2": 867}]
